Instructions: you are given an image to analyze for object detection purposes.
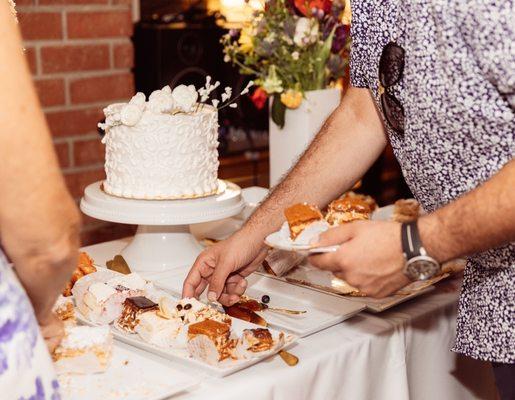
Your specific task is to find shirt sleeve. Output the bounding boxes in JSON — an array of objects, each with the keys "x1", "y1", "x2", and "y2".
[
  {"x1": 349, "y1": 1, "x2": 371, "y2": 88},
  {"x1": 456, "y1": 0, "x2": 515, "y2": 109}
]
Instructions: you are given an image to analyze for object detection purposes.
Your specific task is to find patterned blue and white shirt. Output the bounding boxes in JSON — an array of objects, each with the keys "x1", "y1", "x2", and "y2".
[{"x1": 350, "y1": 0, "x2": 514, "y2": 362}]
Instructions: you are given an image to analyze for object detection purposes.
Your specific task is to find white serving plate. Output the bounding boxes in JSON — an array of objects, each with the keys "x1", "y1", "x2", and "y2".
[
  {"x1": 76, "y1": 309, "x2": 296, "y2": 378},
  {"x1": 151, "y1": 269, "x2": 365, "y2": 338},
  {"x1": 58, "y1": 341, "x2": 199, "y2": 400},
  {"x1": 264, "y1": 230, "x2": 314, "y2": 252}
]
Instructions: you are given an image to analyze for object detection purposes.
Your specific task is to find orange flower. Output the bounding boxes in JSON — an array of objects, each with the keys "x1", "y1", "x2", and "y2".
[{"x1": 280, "y1": 89, "x2": 303, "y2": 109}]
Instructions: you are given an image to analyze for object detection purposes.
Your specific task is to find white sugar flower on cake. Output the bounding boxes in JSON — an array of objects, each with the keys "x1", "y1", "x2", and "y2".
[
  {"x1": 171, "y1": 84, "x2": 198, "y2": 112},
  {"x1": 148, "y1": 85, "x2": 174, "y2": 113}
]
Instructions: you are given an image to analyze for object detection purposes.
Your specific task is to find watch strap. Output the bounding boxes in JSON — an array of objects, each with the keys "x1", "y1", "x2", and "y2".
[{"x1": 401, "y1": 220, "x2": 422, "y2": 260}]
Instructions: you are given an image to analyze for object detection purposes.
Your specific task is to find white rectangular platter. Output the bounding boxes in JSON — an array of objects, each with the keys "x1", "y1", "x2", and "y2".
[
  {"x1": 77, "y1": 310, "x2": 296, "y2": 378},
  {"x1": 58, "y1": 341, "x2": 199, "y2": 400},
  {"x1": 150, "y1": 269, "x2": 365, "y2": 338}
]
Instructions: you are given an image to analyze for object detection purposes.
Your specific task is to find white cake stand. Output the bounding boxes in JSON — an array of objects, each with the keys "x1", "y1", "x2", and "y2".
[{"x1": 80, "y1": 180, "x2": 244, "y2": 272}]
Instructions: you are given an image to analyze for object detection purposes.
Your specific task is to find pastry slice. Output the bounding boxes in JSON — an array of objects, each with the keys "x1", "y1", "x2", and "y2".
[
  {"x1": 53, "y1": 295, "x2": 76, "y2": 325},
  {"x1": 171, "y1": 297, "x2": 231, "y2": 325},
  {"x1": 392, "y1": 199, "x2": 420, "y2": 222},
  {"x1": 53, "y1": 326, "x2": 113, "y2": 375},
  {"x1": 117, "y1": 296, "x2": 159, "y2": 333},
  {"x1": 73, "y1": 272, "x2": 147, "y2": 325},
  {"x1": 135, "y1": 311, "x2": 183, "y2": 348},
  {"x1": 234, "y1": 329, "x2": 284, "y2": 359},
  {"x1": 187, "y1": 319, "x2": 235, "y2": 365},
  {"x1": 325, "y1": 197, "x2": 373, "y2": 225},
  {"x1": 62, "y1": 252, "x2": 97, "y2": 297},
  {"x1": 284, "y1": 203, "x2": 324, "y2": 240}
]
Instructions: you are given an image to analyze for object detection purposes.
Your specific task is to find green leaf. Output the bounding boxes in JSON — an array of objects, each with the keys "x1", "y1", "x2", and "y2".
[{"x1": 271, "y1": 94, "x2": 286, "y2": 129}]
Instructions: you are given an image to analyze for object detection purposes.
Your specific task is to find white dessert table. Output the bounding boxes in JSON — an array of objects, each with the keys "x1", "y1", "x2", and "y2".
[{"x1": 81, "y1": 240, "x2": 498, "y2": 400}]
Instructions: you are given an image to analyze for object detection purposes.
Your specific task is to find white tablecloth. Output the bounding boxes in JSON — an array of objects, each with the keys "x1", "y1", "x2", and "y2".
[{"x1": 83, "y1": 240, "x2": 498, "y2": 400}]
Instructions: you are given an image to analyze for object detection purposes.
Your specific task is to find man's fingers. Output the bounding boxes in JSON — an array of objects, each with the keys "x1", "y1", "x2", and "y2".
[
  {"x1": 308, "y1": 251, "x2": 345, "y2": 272},
  {"x1": 316, "y1": 223, "x2": 356, "y2": 246},
  {"x1": 194, "y1": 279, "x2": 209, "y2": 299},
  {"x1": 225, "y1": 276, "x2": 248, "y2": 297},
  {"x1": 218, "y1": 293, "x2": 241, "y2": 306},
  {"x1": 207, "y1": 257, "x2": 235, "y2": 302},
  {"x1": 182, "y1": 252, "x2": 214, "y2": 298}
]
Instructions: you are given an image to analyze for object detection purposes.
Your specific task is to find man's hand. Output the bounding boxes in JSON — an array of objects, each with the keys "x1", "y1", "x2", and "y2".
[
  {"x1": 309, "y1": 220, "x2": 410, "y2": 298},
  {"x1": 39, "y1": 313, "x2": 65, "y2": 354},
  {"x1": 182, "y1": 231, "x2": 268, "y2": 306}
]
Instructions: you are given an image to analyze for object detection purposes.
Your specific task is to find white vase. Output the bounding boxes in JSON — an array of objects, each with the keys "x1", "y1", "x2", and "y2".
[{"x1": 269, "y1": 88, "x2": 341, "y2": 186}]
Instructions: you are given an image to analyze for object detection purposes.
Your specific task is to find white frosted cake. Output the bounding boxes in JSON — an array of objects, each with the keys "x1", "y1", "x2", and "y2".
[{"x1": 99, "y1": 85, "x2": 220, "y2": 200}]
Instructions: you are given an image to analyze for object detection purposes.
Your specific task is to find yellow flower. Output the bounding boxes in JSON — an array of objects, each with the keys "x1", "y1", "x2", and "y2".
[
  {"x1": 238, "y1": 27, "x2": 254, "y2": 54},
  {"x1": 280, "y1": 90, "x2": 303, "y2": 109},
  {"x1": 342, "y1": 0, "x2": 352, "y2": 25}
]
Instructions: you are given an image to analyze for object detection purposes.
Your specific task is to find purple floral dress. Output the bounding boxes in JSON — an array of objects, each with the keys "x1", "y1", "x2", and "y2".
[{"x1": 0, "y1": 250, "x2": 60, "y2": 399}]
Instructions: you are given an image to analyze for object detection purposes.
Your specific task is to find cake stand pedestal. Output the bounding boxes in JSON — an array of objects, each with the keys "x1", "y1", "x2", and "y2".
[{"x1": 80, "y1": 181, "x2": 244, "y2": 272}]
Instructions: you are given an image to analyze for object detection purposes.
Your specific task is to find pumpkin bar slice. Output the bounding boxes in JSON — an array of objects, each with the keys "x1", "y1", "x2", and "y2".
[
  {"x1": 284, "y1": 203, "x2": 324, "y2": 240},
  {"x1": 187, "y1": 319, "x2": 235, "y2": 365}
]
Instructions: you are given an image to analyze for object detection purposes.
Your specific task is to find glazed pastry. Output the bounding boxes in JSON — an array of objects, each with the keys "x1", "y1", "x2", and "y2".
[
  {"x1": 62, "y1": 252, "x2": 96, "y2": 296},
  {"x1": 392, "y1": 199, "x2": 420, "y2": 222}
]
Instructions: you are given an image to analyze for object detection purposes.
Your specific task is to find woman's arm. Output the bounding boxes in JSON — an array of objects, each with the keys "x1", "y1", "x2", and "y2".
[{"x1": 0, "y1": 1, "x2": 80, "y2": 324}]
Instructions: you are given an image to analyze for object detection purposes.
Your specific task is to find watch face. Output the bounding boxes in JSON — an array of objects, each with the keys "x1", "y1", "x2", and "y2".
[{"x1": 405, "y1": 256, "x2": 440, "y2": 281}]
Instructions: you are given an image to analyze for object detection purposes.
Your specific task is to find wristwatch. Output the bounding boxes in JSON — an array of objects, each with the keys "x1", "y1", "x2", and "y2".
[{"x1": 401, "y1": 220, "x2": 440, "y2": 281}]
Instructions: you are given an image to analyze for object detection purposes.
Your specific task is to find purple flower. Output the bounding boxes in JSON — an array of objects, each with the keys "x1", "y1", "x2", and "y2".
[
  {"x1": 229, "y1": 29, "x2": 240, "y2": 39},
  {"x1": 331, "y1": 25, "x2": 348, "y2": 53}
]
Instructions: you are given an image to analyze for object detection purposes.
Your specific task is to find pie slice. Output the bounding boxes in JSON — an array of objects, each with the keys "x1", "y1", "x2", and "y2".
[{"x1": 284, "y1": 203, "x2": 324, "y2": 240}]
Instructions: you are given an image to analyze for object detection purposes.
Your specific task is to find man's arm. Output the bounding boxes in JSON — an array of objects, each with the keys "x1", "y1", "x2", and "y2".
[
  {"x1": 243, "y1": 87, "x2": 387, "y2": 241},
  {"x1": 184, "y1": 87, "x2": 388, "y2": 303},
  {"x1": 420, "y1": 158, "x2": 515, "y2": 262},
  {"x1": 0, "y1": 1, "x2": 80, "y2": 324},
  {"x1": 310, "y1": 158, "x2": 515, "y2": 298}
]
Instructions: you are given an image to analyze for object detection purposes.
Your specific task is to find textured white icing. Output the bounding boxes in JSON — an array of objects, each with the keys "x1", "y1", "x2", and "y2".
[
  {"x1": 61, "y1": 326, "x2": 111, "y2": 349},
  {"x1": 101, "y1": 94, "x2": 220, "y2": 199}
]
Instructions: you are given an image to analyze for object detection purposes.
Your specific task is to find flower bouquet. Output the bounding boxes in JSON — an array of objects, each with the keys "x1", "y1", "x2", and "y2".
[{"x1": 222, "y1": 0, "x2": 351, "y2": 128}]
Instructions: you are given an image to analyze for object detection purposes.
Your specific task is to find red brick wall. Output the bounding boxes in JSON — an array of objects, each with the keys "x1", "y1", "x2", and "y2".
[{"x1": 17, "y1": 0, "x2": 137, "y2": 245}]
